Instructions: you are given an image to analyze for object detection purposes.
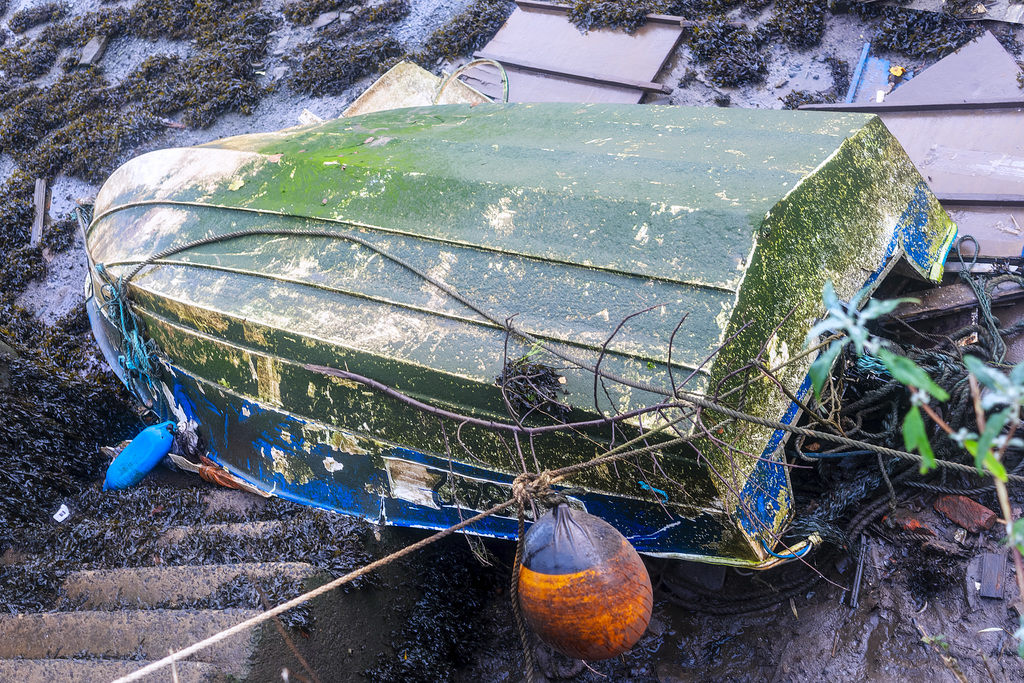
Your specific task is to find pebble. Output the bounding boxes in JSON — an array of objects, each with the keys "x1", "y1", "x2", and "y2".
[{"x1": 313, "y1": 10, "x2": 340, "y2": 30}]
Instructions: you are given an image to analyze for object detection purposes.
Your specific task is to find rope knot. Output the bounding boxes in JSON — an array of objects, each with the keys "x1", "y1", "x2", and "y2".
[{"x1": 512, "y1": 470, "x2": 554, "y2": 506}]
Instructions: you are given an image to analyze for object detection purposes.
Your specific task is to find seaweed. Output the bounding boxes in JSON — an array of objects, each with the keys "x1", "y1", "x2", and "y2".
[
  {"x1": 288, "y1": 37, "x2": 404, "y2": 95},
  {"x1": 689, "y1": 18, "x2": 768, "y2": 87},
  {"x1": 0, "y1": 482, "x2": 373, "y2": 625},
  {"x1": 117, "y1": 6, "x2": 275, "y2": 128},
  {"x1": 0, "y1": 307, "x2": 138, "y2": 545},
  {"x1": 663, "y1": 0, "x2": 747, "y2": 19},
  {"x1": 993, "y1": 27, "x2": 1023, "y2": 56},
  {"x1": 128, "y1": 0, "x2": 194, "y2": 40},
  {"x1": 9, "y1": 2, "x2": 68, "y2": 34},
  {"x1": 495, "y1": 351, "x2": 569, "y2": 418},
  {"x1": 780, "y1": 55, "x2": 849, "y2": 109},
  {"x1": 366, "y1": 539, "x2": 503, "y2": 683},
  {"x1": 24, "y1": 106, "x2": 163, "y2": 182},
  {"x1": 282, "y1": 0, "x2": 351, "y2": 25},
  {"x1": 320, "y1": 0, "x2": 412, "y2": 41},
  {"x1": 0, "y1": 39, "x2": 60, "y2": 84},
  {"x1": 764, "y1": 0, "x2": 830, "y2": 50},
  {"x1": 412, "y1": 0, "x2": 515, "y2": 67},
  {"x1": 0, "y1": 69, "x2": 113, "y2": 156},
  {"x1": 864, "y1": 5, "x2": 981, "y2": 60},
  {"x1": 567, "y1": 0, "x2": 665, "y2": 34}
]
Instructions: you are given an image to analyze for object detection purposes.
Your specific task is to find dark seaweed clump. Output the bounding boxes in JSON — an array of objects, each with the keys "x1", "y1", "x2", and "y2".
[
  {"x1": 282, "y1": 0, "x2": 352, "y2": 25},
  {"x1": 862, "y1": 5, "x2": 981, "y2": 60},
  {"x1": 495, "y1": 352, "x2": 569, "y2": 418},
  {"x1": 567, "y1": 0, "x2": 663, "y2": 34},
  {"x1": 762, "y1": 0, "x2": 830, "y2": 50},
  {"x1": 119, "y1": 7, "x2": 277, "y2": 128},
  {"x1": 289, "y1": 37, "x2": 404, "y2": 95},
  {"x1": 366, "y1": 540, "x2": 502, "y2": 683},
  {"x1": 319, "y1": 0, "x2": 412, "y2": 41},
  {"x1": 1, "y1": 484, "x2": 373, "y2": 620},
  {"x1": 780, "y1": 54, "x2": 849, "y2": 108},
  {"x1": 412, "y1": 0, "x2": 515, "y2": 67},
  {"x1": 0, "y1": 308, "x2": 138, "y2": 551},
  {"x1": 0, "y1": 0, "x2": 282, "y2": 564},
  {"x1": 9, "y1": 2, "x2": 68, "y2": 34},
  {"x1": 689, "y1": 18, "x2": 768, "y2": 87},
  {"x1": 288, "y1": 0, "x2": 413, "y2": 94}
]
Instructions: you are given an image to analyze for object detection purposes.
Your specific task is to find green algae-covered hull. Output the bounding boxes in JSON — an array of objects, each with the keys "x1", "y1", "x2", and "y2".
[{"x1": 85, "y1": 104, "x2": 955, "y2": 566}]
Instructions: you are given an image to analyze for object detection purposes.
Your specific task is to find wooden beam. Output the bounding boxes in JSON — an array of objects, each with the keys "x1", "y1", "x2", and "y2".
[
  {"x1": 937, "y1": 193, "x2": 1024, "y2": 208},
  {"x1": 30, "y1": 178, "x2": 48, "y2": 248},
  {"x1": 892, "y1": 280, "x2": 1024, "y2": 322},
  {"x1": 799, "y1": 99, "x2": 1024, "y2": 113},
  {"x1": 514, "y1": 0, "x2": 742, "y2": 28},
  {"x1": 473, "y1": 51, "x2": 672, "y2": 94}
]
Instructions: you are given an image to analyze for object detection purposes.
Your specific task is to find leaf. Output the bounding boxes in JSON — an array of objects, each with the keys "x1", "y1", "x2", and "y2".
[
  {"x1": 877, "y1": 349, "x2": 950, "y2": 402},
  {"x1": 821, "y1": 280, "x2": 840, "y2": 312},
  {"x1": 860, "y1": 296, "x2": 918, "y2": 321},
  {"x1": 982, "y1": 451, "x2": 1008, "y2": 482},
  {"x1": 902, "y1": 405, "x2": 936, "y2": 474},
  {"x1": 963, "y1": 355, "x2": 1007, "y2": 391},
  {"x1": 1011, "y1": 360, "x2": 1024, "y2": 386},
  {"x1": 809, "y1": 341, "x2": 843, "y2": 401},
  {"x1": 848, "y1": 282, "x2": 872, "y2": 311},
  {"x1": 974, "y1": 407, "x2": 1011, "y2": 474}
]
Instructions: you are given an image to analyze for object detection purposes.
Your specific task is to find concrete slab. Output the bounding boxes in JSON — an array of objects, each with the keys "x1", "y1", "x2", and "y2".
[
  {"x1": 0, "y1": 609, "x2": 261, "y2": 670},
  {"x1": 0, "y1": 659, "x2": 220, "y2": 683},
  {"x1": 62, "y1": 562, "x2": 320, "y2": 609}
]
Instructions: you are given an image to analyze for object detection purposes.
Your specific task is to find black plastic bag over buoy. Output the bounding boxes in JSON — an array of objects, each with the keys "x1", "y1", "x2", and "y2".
[{"x1": 517, "y1": 503, "x2": 653, "y2": 661}]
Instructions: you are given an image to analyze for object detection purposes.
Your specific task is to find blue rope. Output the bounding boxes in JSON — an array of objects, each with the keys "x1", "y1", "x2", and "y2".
[
  {"x1": 760, "y1": 538, "x2": 812, "y2": 560},
  {"x1": 96, "y1": 265, "x2": 159, "y2": 398},
  {"x1": 638, "y1": 480, "x2": 668, "y2": 502}
]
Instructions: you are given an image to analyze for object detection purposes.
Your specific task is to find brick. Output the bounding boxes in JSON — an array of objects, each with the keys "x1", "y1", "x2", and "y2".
[
  {"x1": 887, "y1": 509, "x2": 936, "y2": 536},
  {"x1": 934, "y1": 495, "x2": 997, "y2": 533}
]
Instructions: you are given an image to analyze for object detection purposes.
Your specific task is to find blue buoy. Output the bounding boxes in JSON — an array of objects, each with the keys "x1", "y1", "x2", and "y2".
[{"x1": 103, "y1": 421, "x2": 176, "y2": 490}]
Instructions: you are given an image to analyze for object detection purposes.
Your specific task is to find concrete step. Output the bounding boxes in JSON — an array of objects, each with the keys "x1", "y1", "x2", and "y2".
[
  {"x1": 62, "y1": 562, "x2": 320, "y2": 609},
  {"x1": 0, "y1": 658, "x2": 221, "y2": 683},
  {"x1": 158, "y1": 520, "x2": 284, "y2": 547},
  {"x1": 0, "y1": 609, "x2": 261, "y2": 671}
]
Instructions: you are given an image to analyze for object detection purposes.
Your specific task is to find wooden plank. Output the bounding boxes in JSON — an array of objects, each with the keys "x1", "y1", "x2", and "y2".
[
  {"x1": 979, "y1": 552, "x2": 1006, "y2": 599},
  {"x1": 513, "y1": 0, "x2": 734, "y2": 27},
  {"x1": 30, "y1": 179, "x2": 47, "y2": 248},
  {"x1": 800, "y1": 99, "x2": 1024, "y2": 112},
  {"x1": 474, "y1": 50, "x2": 671, "y2": 93},
  {"x1": 514, "y1": 0, "x2": 678, "y2": 25},
  {"x1": 893, "y1": 280, "x2": 1024, "y2": 321},
  {"x1": 937, "y1": 193, "x2": 1024, "y2": 207}
]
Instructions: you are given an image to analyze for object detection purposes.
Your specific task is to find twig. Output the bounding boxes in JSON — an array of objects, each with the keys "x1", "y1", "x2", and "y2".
[
  {"x1": 252, "y1": 581, "x2": 321, "y2": 683},
  {"x1": 915, "y1": 621, "x2": 969, "y2": 683}
]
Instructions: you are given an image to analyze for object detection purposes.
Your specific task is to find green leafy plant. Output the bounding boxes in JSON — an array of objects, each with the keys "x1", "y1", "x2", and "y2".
[{"x1": 809, "y1": 281, "x2": 1024, "y2": 658}]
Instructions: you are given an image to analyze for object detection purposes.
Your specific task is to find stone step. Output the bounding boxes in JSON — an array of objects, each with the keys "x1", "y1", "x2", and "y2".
[
  {"x1": 158, "y1": 520, "x2": 284, "y2": 547},
  {"x1": 62, "y1": 562, "x2": 320, "y2": 609},
  {"x1": 0, "y1": 609, "x2": 261, "y2": 672},
  {"x1": 0, "y1": 658, "x2": 221, "y2": 683}
]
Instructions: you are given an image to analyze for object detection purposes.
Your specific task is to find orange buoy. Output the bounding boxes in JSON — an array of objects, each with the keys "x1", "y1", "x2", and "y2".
[{"x1": 517, "y1": 503, "x2": 653, "y2": 660}]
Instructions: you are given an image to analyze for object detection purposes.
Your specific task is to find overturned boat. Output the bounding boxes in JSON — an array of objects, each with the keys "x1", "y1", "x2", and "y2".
[{"x1": 85, "y1": 103, "x2": 955, "y2": 567}]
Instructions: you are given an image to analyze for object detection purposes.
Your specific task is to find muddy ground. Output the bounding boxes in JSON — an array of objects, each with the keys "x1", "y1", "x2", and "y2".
[{"x1": 2, "y1": 0, "x2": 1024, "y2": 681}]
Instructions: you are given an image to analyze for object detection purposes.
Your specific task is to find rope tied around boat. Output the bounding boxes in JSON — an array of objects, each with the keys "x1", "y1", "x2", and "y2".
[{"x1": 95, "y1": 266, "x2": 160, "y2": 403}]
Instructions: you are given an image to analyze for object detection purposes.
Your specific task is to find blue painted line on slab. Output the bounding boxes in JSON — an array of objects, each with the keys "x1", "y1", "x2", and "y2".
[{"x1": 846, "y1": 42, "x2": 872, "y2": 103}]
